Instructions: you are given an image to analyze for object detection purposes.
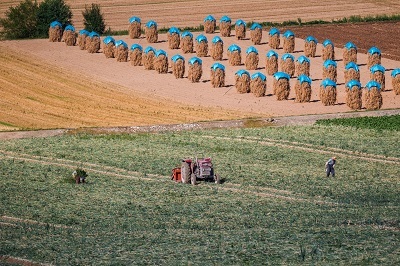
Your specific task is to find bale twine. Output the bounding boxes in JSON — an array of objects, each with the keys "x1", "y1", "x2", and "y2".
[
  {"x1": 283, "y1": 30, "x2": 295, "y2": 53},
  {"x1": 344, "y1": 62, "x2": 360, "y2": 87},
  {"x1": 168, "y1": 27, "x2": 180, "y2": 49},
  {"x1": 322, "y1": 60, "x2": 338, "y2": 83},
  {"x1": 103, "y1": 36, "x2": 115, "y2": 58},
  {"x1": 304, "y1": 36, "x2": 317, "y2": 57},
  {"x1": 319, "y1": 79, "x2": 337, "y2": 106},
  {"x1": 364, "y1": 80, "x2": 382, "y2": 110},
  {"x1": 235, "y1": 20, "x2": 246, "y2": 40},
  {"x1": 235, "y1": 70, "x2": 250, "y2": 93},
  {"x1": 245, "y1": 46, "x2": 259, "y2": 70},
  {"x1": 268, "y1": 28, "x2": 280, "y2": 49},
  {"x1": 280, "y1": 54, "x2": 295, "y2": 77},
  {"x1": 322, "y1": 39, "x2": 335, "y2": 61},
  {"x1": 211, "y1": 63, "x2": 225, "y2": 88},
  {"x1": 143, "y1": 46, "x2": 156, "y2": 70},
  {"x1": 195, "y1": 34, "x2": 208, "y2": 57},
  {"x1": 343, "y1": 42, "x2": 357, "y2": 65},
  {"x1": 78, "y1": 30, "x2": 89, "y2": 50},
  {"x1": 171, "y1": 54, "x2": 185, "y2": 79},
  {"x1": 211, "y1": 36, "x2": 224, "y2": 61},
  {"x1": 391, "y1": 69, "x2": 400, "y2": 95},
  {"x1": 345, "y1": 80, "x2": 362, "y2": 110},
  {"x1": 86, "y1": 32, "x2": 100, "y2": 53},
  {"x1": 129, "y1": 44, "x2": 143, "y2": 66},
  {"x1": 154, "y1": 50, "x2": 168, "y2": 74},
  {"x1": 250, "y1": 23, "x2": 263, "y2": 45},
  {"x1": 219, "y1": 16, "x2": 232, "y2": 37},
  {"x1": 188, "y1": 57, "x2": 202, "y2": 82},
  {"x1": 266, "y1": 50, "x2": 278, "y2": 75},
  {"x1": 273, "y1": 72, "x2": 291, "y2": 100},
  {"x1": 295, "y1": 74, "x2": 312, "y2": 103},
  {"x1": 145, "y1": 20, "x2": 158, "y2": 43},
  {"x1": 63, "y1": 25, "x2": 76, "y2": 46},
  {"x1": 370, "y1": 64, "x2": 386, "y2": 91},
  {"x1": 128, "y1": 17, "x2": 141, "y2": 39},
  {"x1": 228, "y1": 44, "x2": 242, "y2": 66},
  {"x1": 115, "y1": 40, "x2": 129, "y2": 62},
  {"x1": 49, "y1": 21, "x2": 63, "y2": 42},
  {"x1": 367, "y1": 46, "x2": 381, "y2": 70},
  {"x1": 181, "y1": 31, "x2": 194, "y2": 53},
  {"x1": 295, "y1": 55, "x2": 310, "y2": 77},
  {"x1": 250, "y1": 72, "x2": 267, "y2": 97},
  {"x1": 204, "y1": 15, "x2": 216, "y2": 34}
]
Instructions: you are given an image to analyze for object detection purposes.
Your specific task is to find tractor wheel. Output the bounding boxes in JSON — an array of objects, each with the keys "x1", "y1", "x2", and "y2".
[
  {"x1": 191, "y1": 173, "x2": 196, "y2": 185},
  {"x1": 214, "y1": 174, "x2": 221, "y2": 184},
  {"x1": 181, "y1": 161, "x2": 190, "y2": 184}
]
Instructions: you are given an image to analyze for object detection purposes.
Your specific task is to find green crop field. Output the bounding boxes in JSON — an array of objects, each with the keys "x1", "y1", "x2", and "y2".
[{"x1": 1, "y1": 116, "x2": 399, "y2": 265}]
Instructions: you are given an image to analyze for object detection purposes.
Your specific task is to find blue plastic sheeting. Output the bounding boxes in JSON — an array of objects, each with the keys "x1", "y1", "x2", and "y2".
[
  {"x1": 323, "y1": 39, "x2": 333, "y2": 47},
  {"x1": 171, "y1": 54, "x2": 184, "y2": 62},
  {"x1": 130, "y1": 44, "x2": 142, "y2": 51},
  {"x1": 212, "y1": 36, "x2": 223, "y2": 44},
  {"x1": 344, "y1": 42, "x2": 357, "y2": 50},
  {"x1": 89, "y1": 31, "x2": 99, "y2": 38},
  {"x1": 269, "y1": 28, "x2": 280, "y2": 36},
  {"x1": 345, "y1": 62, "x2": 359, "y2": 71},
  {"x1": 283, "y1": 30, "x2": 294, "y2": 38},
  {"x1": 266, "y1": 50, "x2": 278, "y2": 58},
  {"x1": 321, "y1": 78, "x2": 337, "y2": 88},
  {"x1": 228, "y1": 44, "x2": 241, "y2": 53},
  {"x1": 296, "y1": 55, "x2": 310, "y2": 64},
  {"x1": 323, "y1": 59, "x2": 337, "y2": 69},
  {"x1": 196, "y1": 34, "x2": 208, "y2": 43},
  {"x1": 65, "y1": 25, "x2": 75, "y2": 32},
  {"x1": 189, "y1": 57, "x2": 202, "y2": 65},
  {"x1": 146, "y1": 20, "x2": 157, "y2": 28},
  {"x1": 220, "y1": 15, "x2": 231, "y2": 23},
  {"x1": 211, "y1": 63, "x2": 225, "y2": 71},
  {"x1": 204, "y1": 15, "x2": 216, "y2": 22},
  {"x1": 235, "y1": 19, "x2": 246, "y2": 26},
  {"x1": 181, "y1": 31, "x2": 193, "y2": 38},
  {"x1": 246, "y1": 46, "x2": 258, "y2": 55},
  {"x1": 251, "y1": 72, "x2": 266, "y2": 81},
  {"x1": 250, "y1": 23, "x2": 262, "y2": 30},
  {"x1": 391, "y1": 68, "x2": 400, "y2": 77},
  {"x1": 273, "y1": 72, "x2": 290, "y2": 80},
  {"x1": 115, "y1": 40, "x2": 128, "y2": 48},
  {"x1": 370, "y1": 64, "x2": 385, "y2": 73},
  {"x1": 50, "y1": 21, "x2": 62, "y2": 28},
  {"x1": 305, "y1": 36, "x2": 317, "y2": 43},
  {"x1": 79, "y1": 29, "x2": 90, "y2": 35},
  {"x1": 368, "y1": 46, "x2": 381, "y2": 55},
  {"x1": 365, "y1": 80, "x2": 381, "y2": 90},
  {"x1": 155, "y1": 49, "x2": 167, "y2": 57},
  {"x1": 103, "y1": 36, "x2": 115, "y2": 45},
  {"x1": 129, "y1": 16, "x2": 141, "y2": 24},
  {"x1": 144, "y1": 46, "x2": 155, "y2": 54},
  {"x1": 346, "y1": 80, "x2": 362, "y2": 90},
  {"x1": 168, "y1": 27, "x2": 180, "y2": 35},
  {"x1": 282, "y1": 53, "x2": 294, "y2": 61},
  {"x1": 235, "y1": 69, "x2": 250, "y2": 77},
  {"x1": 297, "y1": 74, "x2": 312, "y2": 85}
]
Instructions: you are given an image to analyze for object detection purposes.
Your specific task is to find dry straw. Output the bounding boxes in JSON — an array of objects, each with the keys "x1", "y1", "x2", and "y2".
[
  {"x1": 235, "y1": 20, "x2": 246, "y2": 40},
  {"x1": 322, "y1": 40, "x2": 335, "y2": 61},
  {"x1": 268, "y1": 28, "x2": 280, "y2": 49},
  {"x1": 181, "y1": 31, "x2": 194, "y2": 53},
  {"x1": 211, "y1": 63, "x2": 225, "y2": 88},
  {"x1": 128, "y1": 17, "x2": 141, "y2": 39},
  {"x1": 367, "y1": 47, "x2": 381, "y2": 70},
  {"x1": 103, "y1": 36, "x2": 115, "y2": 58},
  {"x1": 266, "y1": 50, "x2": 278, "y2": 75},
  {"x1": 283, "y1": 30, "x2": 295, "y2": 53},
  {"x1": 154, "y1": 50, "x2": 168, "y2": 74},
  {"x1": 228, "y1": 44, "x2": 242, "y2": 66},
  {"x1": 115, "y1": 40, "x2": 129, "y2": 62},
  {"x1": 129, "y1": 44, "x2": 143, "y2": 66},
  {"x1": 305, "y1": 36, "x2": 317, "y2": 57},
  {"x1": 345, "y1": 80, "x2": 362, "y2": 110},
  {"x1": 295, "y1": 75, "x2": 312, "y2": 103},
  {"x1": 196, "y1": 35, "x2": 208, "y2": 57},
  {"x1": 168, "y1": 27, "x2": 180, "y2": 49},
  {"x1": 235, "y1": 70, "x2": 250, "y2": 93},
  {"x1": 188, "y1": 57, "x2": 202, "y2": 82},
  {"x1": 273, "y1": 72, "x2": 291, "y2": 100},
  {"x1": 49, "y1": 21, "x2": 63, "y2": 42},
  {"x1": 319, "y1": 79, "x2": 337, "y2": 106},
  {"x1": 204, "y1": 15, "x2": 216, "y2": 34},
  {"x1": 250, "y1": 72, "x2": 267, "y2": 97},
  {"x1": 78, "y1": 30, "x2": 89, "y2": 50},
  {"x1": 250, "y1": 23, "x2": 262, "y2": 45},
  {"x1": 323, "y1": 60, "x2": 337, "y2": 83},
  {"x1": 219, "y1": 16, "x2": 232, "y2": 37},
  {"x1": 62, "y1": 25, "x2": 76, "y2": 46},
  {"x1": 171, "y1": 55, "x2": 185, "y2": 79},
  {"x1": 344, "y1": 62, "x2": 360, "y2": 87},
  {"x1": 370, "y1": 64, "x2": 386, "y2": 91},
  {"x1": 143, "y1": 47, "x2": 156, "y2": 70},
  {"x1": 296, "y1": 56, "x2": 310, "y2": 77},
  {"x1": 391, "y1": 69, "x2": 400, "y2": 95},
  {"x1": 211, "y1": 36, "x2": 224, "y2": 61},
  {"x1": 364, "y1": 81, "x2": 382, "y2": 110},
  {"x1": 280, "y1": 54, "x2": 295, "y2": 77},
  {"x1": 86, "y1": 32, "x2": 100, "y2": 53},
  {"x1": 145, "y1": 20, "x2": 158, "y2": 43},
  {"x1": 245, "y1": 46, "x2": 258, "y2": 70},
  {"x1": 343, "y1": 42, "x2": 357, "y2": 65}
]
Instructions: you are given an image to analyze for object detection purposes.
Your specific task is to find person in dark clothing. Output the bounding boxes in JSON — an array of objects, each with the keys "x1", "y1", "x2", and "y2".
[{"x1": 325, "y1": 157, "x2": 336, "y2": 177}]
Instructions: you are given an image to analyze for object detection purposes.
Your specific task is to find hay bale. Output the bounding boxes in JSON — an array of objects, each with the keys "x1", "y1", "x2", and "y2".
[
  {"x1": 344, "y1": 62, "x2": 360, "y2": 87},
  {"x1": 171, "y1": 54, "x2": 185, "y2": 79},
  {"x1": 129, "y1": 44, "x2": 143, "y2": 66},
  {"x1": 282, "y1": 30, "x2": 295, "y2": 53},
  {"x1": 115, "y1": 40, "x2": 129, "y2": 62},
  {"x1": 295, "y1": 56, "x2": 310, "y2": 77},
  {"x1": 370, "y1": 64, "x2": 386, "y2": 91},
  {"x1": 343, "y1": 42, "x2": 357, "y2": 65},
  {"x1": 323, "y1": 60, "x2": 337, "y2": 83},
  {"x1": 145, "y1": 20, "x2": 158, "y2": 43},
  {"x1": 250, "y1": 72, "x2": 267, "y2": 97},
  {"x1": 78, "y1": 30, "x2": 89, "y2": 50},
  {"x1": 235, "y1": 70, "x2": 250, "y2": 93},
  {"x1": 103, "y1": 36, "x2": 115, "y2": 58},
  {"x1": 319, "y1": 79, "x2": 337, "y2": 106},
  {"x1": 188, "y1": 57, "x2": 202, "y2": 82},
  {"x1": 367, "y1": 46, "x2": 381, "y2": 70},
  {"x1": 295, "y1": 75, "x2": 312, "y2": 103},
  {"x1": 195, "y1": 34, "x2": 208, "y2": 57},
  {"x1": 280, "y1": 54, "x2": 295, "y2": 77},
  {"x1": 211, "y1": 63, "x2": 225, "y2": 88},
  {"x1": 211, "y1": 36, "x2": 224, "y2": 61},
  {"x1": 128, "y1": 17, "x2": 141, "y2": 39},
  {"x1": 62, "y1": 25, "x2": 76, "y2": 46},
  {"x1": 154, "y1": 50, "x2": 168, "y2": 74},
  {"x1": 204, "y1": 15, "x2": 216, "y2": 34},
  {"x1": 235, "y1": 20, "x2": 246, "y2": 40},
  {"x1": 86, "y1": 32, "x2": 100, "y2": 53},
  {"x1": 345, "y1": 80, "x2": 362, "y2": 110},
  {"x1": 219, "y1": 16, "x2": 232, "y2": 37},
  {"x1": 143, "y1": 46, "x2": 156, "y2": 70},
  {"x1": 273, "y1": 72, "x2": 290, "y2": 100},
  {"x1": 266, "y1": 50, "x2": 278, "y2": 75},
  {"x1": 245, "y1": 52, "x2": 259, "y2": 70},
  {"x1": 364, "y1": 81, "x2": 382, "y2": 110},
  {"x1": 181, "y1": 31, "x2": 194, "y2": 53},
  {"x1": 250, "y1": 23, "x2": 262, "y2": 45},
  {"x1": 49, "y1": 21, "x2": 63, "y2": 42},
  {"x1": 228, "y1": 44, "x2": 241, "y2": 66},
  {"x1": 168, "y1": 27, "x2": 180, "y2": 49},
  {"x1": 391, "y1": 69, "x2": 400, "y2": 95},
  {"x1": 322, "y1": 40, "x2": 335, "y2": 61},
  {"x1": 268, "y1": 28, "x2": 280, "y2": 49},
  {"x1": 305, "y1": 36, "x2": 317, "y2": 57}
]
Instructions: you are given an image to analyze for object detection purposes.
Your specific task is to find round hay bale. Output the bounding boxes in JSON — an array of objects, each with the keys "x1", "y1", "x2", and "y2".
[
  {"x1": 266, "y1": 50, "x2": 279, "y2": 75},
  {"x1": 168, "y1": 27, "x2": 181, "y2": 49},
  {"x1": 322, "y1": 39, "x2": 335, "y2": 61},
  {"x1": 181, "y1": 31, "x2": 194, "y2": 53},
  {"x1": 250, "y1": 23, "x2": 263, "y2": 45},
  {"x1": 391, "y1": 69, "x2": 400, "y2": 95},
  {"x1": 305, "y1": 36, "x2": 317, "y2": 57},
  {"x1": 295, "y1": 75, "x2": 312, "y2": 103},
  {"x1": 103, "y1": 36, "x2": 115, "y2": 58},
  {"x1": 143, "y1": 46, "x2": 156, "y2": 70},
  {"x1": 364, "y1": 80, "x2": 382, "y2": 110},
  {"x1": 250, "y1": 72, "x2": 267, "y2": 97},
  {"x1": 195, "y1": 34, "x2": 208, "y2": 57},
  {"x1": 344, "y1": 62, "x2": 360, "y2": 87},
  {"x1": 343, "y1": 42, "x2": 357, "y2": 65},
  {"x1": 204, "y1": 15, "x2": 216, "y2": 33},
  {"x1": 128, "y1": 17, "x2": 141, "y2": 39},
  {"x1": 367, "y1": 46, "x2": 381, "y2": 70},
  {"x1": 49, "y1": 21, "x2": 63, "y2": 42},
  {"x1": 211, "y1": 63, "x2": 225, "y2": 88},
  {"x1": 280, "y1": 54, "x2": 295, "y2": 77},
  {"x1": 145, "y1": 20, "x2": 158, "y2": 43},
  {"x1": 235, "y1": 20, "x2": 246, "y2": 40},
  {"x1": 78, "y1": 29, "x2": 89, "y2": 50},
  {"x1": 154, "y1": 50, "x2": 168, "y2": 74},
  {"x1": 219, "y1": 16, "x2": 232, "y2": 37},
  {"x1": 345, "y1": 80, "x2": 362, "y2": 110},
  {"x1": 188, "y1": 57, "x2": 202, "y2": 82},
  {"x1": 268, "y1": 28, "x2": 280, "y2": 49},
  {"x1": 245, "y1": 46, "x2": 258, "y2": 70},
  {"x1": 62, "y1": 25, "x2": 76, "y2": 46},
  {"x1": 370, "y1": 64, "x2": 386, "y2": 91},
  {"x1": 273, "y1": 72, "x2": 291, "y2": 100},
  {"x1": 235, "y1": 70, "x2": 250, "y2": 93},
  {"x1": 211, "y1": 36, "x2": 224, "y2": 61},
  {"x1": 323, "y1": 60, "x2": 338, "y2": 83},
  {"x1": 319, "y1": 79, "x2": 337, "y2": 106},
  {"x1": 115, "y1": 40, "x2": 129, "y2": 62},
  {"x1": 86, "y1": 32, "x2": 100, "y2": 53},
  {"x1": 228, "y1": 44, "x2": 242, "y2": 66},
  {"x1": 171, "y1": 54, "x2": 185, "y2": 79},
  {"x1": 283, "y1": 30, "x2": 295, "y2": 53},
  {"x1": 129, "y1": 44, "x2": 143, "y2": 66},
  {"x1": 296, "y1": 55, "x2": 310, "y2": 77}
]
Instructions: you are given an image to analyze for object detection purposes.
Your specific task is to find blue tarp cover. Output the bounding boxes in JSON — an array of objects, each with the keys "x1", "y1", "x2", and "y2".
[
  {"x1": 345, "y1": 62, "x2": 359, "y2": 71},
  {"x1": 212, "y1": 36, "x2": 223, "y2": 44},
  {"x1": 283, "y1": 30, "x2": 294, "y2": 38},
  {"x1": 89, "y1": 31, "x2": 99, "y2": 38},
  {"x1": 391, "y1": 68, "x2": 400, "y2": 77},
  {"x1": 250, "y1": 23, "x2": 262, "y2": 30},
  {"x1": 155, "y1": 49, "x2": 167, "y2": 57},
  {"x1": 204, "y1": 15, "x2": 216, "y2": 22},
  {"x1": 323, "y1": 59, "x2": 337, "y2": 69},
  {"x1": 65, "y1": 25, "x2": 75, "y2": 32},
  {"x1": 228, "y1": 44, "x2": 241, "y2": 53},
  {"x1": 321, "y1": 78, "x2": 337, "y2": 88},
  {"x1": 323, "y1": 39, "x2": 333, "y2": 47},
  {"x1": 171, "y1": 54, "x2": 184, "y2": 62},
  {"x1": 181, "y1": 31, "x2": 193, "y2": 38},
  {"x1": 305, "y1": 36, "x2": 317, "y2": 43},
  {"x1": 235, "y1": 19, "x2": 246, "y2": 26},
  {"x1": 103, "y1": 36, "x2": 115, "y2": 45},
  {"x1": 246, "y1": 46, "x2": 258, "y2": 55},
  {"x1": 146, "y1": 20, "x2": 157, "y2": 28},
  {"x1": 144, "y1": 46, "x2": 155, "y2": 54},
  {"x1": 269, "y1": 28, "x2": 280, "y2": 36},
  {"x1": 251, "y1": 72, "x2": 266, "y2": 81},
  {"x1": 235, "y1": 69, "x2": 250, "y2": 77},
  {"x1": 368, "y1": 46, "x2": 381, "y2": 55},
  {"x1": 50, "y1": 21, "x2": 62, "y2": 28},
  {"x1": 130, "y1": 44, "x2": 142, "y2": 51},
  {"x1": 220, "y1": 16, "x2": 231, "y2": 23},
  {"x1": 344, "y1": 42, "x2": 357, "y2": 50},
  {"x1": 196, "y1": 34, "x2": 208, "y2": 43},
  {"x1": 346, "y1": 80, "x2": 362, "y2": 90},
  {"x1": 296, "y1": 55, "x2": 310, "y2": 64},
  {"x1": 129, "y1": 16, "x2": 141, "y2": 24},
  {"x1": 365, "y1": 80, "x2": 381, "y2": 90},
  {"x1": 189, "y1": 57, "x2": 202, "y2": 65},
  {"x1": 282, "y1": 53, "x2": 294, "y2": 61},
  {"x1": 115, "y1": 40, "x2": 128, "y2": 48},
  {"x1": 168, "y1": 27, "x2": 180, "y2": 35},
  {"x1": 211, "y1": 63, "x2": 225, "y2": 71},
  {"x1": 273, "y1": 72, "x2": 290, "y2": 80},
  {"x1": 79, "y1": 29, "x2": 90, "y2": 35},
  {"x1": 370, "y1": 64, "x2": 385, "y2": 73},
  {"x1": 266, "y1": 50, "x2": 278, "y2": 58},
  {"x1": 297, "y1": 74, "x2": 312, "y2": 85}
]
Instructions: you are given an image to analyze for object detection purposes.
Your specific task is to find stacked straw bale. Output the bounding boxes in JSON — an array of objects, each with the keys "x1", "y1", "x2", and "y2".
[
  {"x1": 273, "y1": 72, "x2": 291, "y2": 100},
  {"x1": 128, "y1": 16, "x2": 141, "y2": 39},
  {"x1": 211, "y1": 36, "x2": 224, "y2": 61},
  {"x1": 62, "y1": 25, "x2": 76, "y2": 46},
  {"x1": 250, "y1": 23, "x2": 263, "y2": 45},
  {"x1": 343, "y1": 42, "x2": 357, "y2": 66},
  {"x1": 115, "y1": 40, "x2": 129, "y2": 62},
  {"x1": 145, "y1": 20, "x2": 158, "y2": 43},
  {"x1": 391, "y1": 69, "x2": 400, "y2": 95},
  {"x1": 345, "y1": 80, "x2": 362, "y2": 110},
  {"x1": 235, "y1": 20, "x2": 246, "y2": 40},
  {"x1": 227, "y1": 44, "x2": 242, "y2": 66},
  {"x1": 268, "y1": 28, "x2": 280, "y2": 49},
  {"x1": 168, "y1": 27, "x2": 180, "y2": 49},
  {"x1": 294, "y1": 75, "x2": 312, "y2": 103},
  {"x1": 211, "y1": 63, "x2": 225, "y2": 88},
  {"x1": 319, "y1": 79, "x2": 337, "y2": 106},
  {"x1": 280, "y1": 54, "x2": 295, "y2": 77},
  {"x1": 129, "y1": 44, "x2": 143, "y2": 66},
  {"x1": 364, "y1": 81, "x2": 382, "y2": 110},
  {"x1": 367, "y1": 47, "x2": 381, "y2": 70},
  {"x1": 103, "y1": 36, "x2": 115, "y2": 58},
  {"x1": 181, "y1": 31, "x2": 194, "y2": 54},
  {"x1": 370, "y1": 64, "x2": 386, "y2": 91},
  {"x1": 219, "y1": 16, "x2": 232, "y2": 37},
  {"x1": 49, "y1": 21, "x2": 63, "y2": 42},
  {"x1": 250, "y1": 72, "x2": 267, "y2": 97},
  {"x1": 154, "y1": 50, "x2": 168, "y2": 74},
  {"x1": 86, "y1": 32, "x2": 100, "y2": 53},
  {"x1": 143, "y1": 47, "x2": 156, "y2": 70},
  {"x1": 283, "y1": 30, "x2": 295, "y2": 53},
  {"x1": 171, "y1": 55, "x2": 185, "y2": 79},
  {"x1": 322, "y1": 39, "x2": 335, "y2": 61},
  {"x1": 305, "y1": 36, "x2": 317, "y2": 57},
  {"x1": 204, "y1": 15, "x2": 216, "y2": 34},
  {"x1": 245, "y1": 46, "x2": 259, "y2": 70},
  {"x1": 195, "y1": 35, "x2": 208, "y2": 57},
  {"x1": 296, "y1": 56, "x2": 310, "y2": 77},
  {"x1": 344, "y1": 62, "x2": 360, "y2": 87},
  {"x1": 323, "y1": 60, "x2": 337, "y2": 83},
  {"x1": 188, "y1": 57, "x2": 202, "y2": 82},
  {"x1": 78, "y1": 30, "x2": 89, "y2": 50},
  {"x1": 266, "y1": 50, "x2": 278, "y2": 75},
  {"x1": 235, "y1": 70, "x2": 250, "y2": 93}
]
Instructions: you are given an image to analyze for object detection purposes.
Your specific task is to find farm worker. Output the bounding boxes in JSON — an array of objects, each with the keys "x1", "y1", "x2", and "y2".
[{"x1": 325, "y1": 157, "x2": 336, "y2": 177}]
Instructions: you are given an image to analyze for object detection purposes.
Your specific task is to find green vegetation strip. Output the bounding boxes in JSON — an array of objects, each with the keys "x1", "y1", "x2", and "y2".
[{"x1": 316, "y1": 114, "x2": 400, "y2": 131}]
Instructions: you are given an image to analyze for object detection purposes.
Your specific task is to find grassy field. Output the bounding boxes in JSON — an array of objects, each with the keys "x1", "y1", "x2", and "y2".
[{"x1": 1, "y1": 117, "x2": 399, "y2": 265}]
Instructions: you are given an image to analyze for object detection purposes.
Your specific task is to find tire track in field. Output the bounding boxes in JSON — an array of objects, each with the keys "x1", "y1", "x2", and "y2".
[
  {"x1": 0, "y1": 215, "x2": 74, "y2": 229},
  {"x1": 0, "y1": 255, "x2": 52, "y2": 266}
]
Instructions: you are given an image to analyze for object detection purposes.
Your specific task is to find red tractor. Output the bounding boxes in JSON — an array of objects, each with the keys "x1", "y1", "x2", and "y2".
[{"x1": 171, "y1": 157, "x2": 220, "y2": 185}]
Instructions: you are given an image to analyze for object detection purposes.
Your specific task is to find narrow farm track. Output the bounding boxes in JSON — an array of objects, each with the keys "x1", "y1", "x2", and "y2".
[
  {"x1": 0, "y1": 215, "x2": 75, "y2": 229},
  {"x1": 0, "y1": 256, "x2": 52, "y2": 266}
]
